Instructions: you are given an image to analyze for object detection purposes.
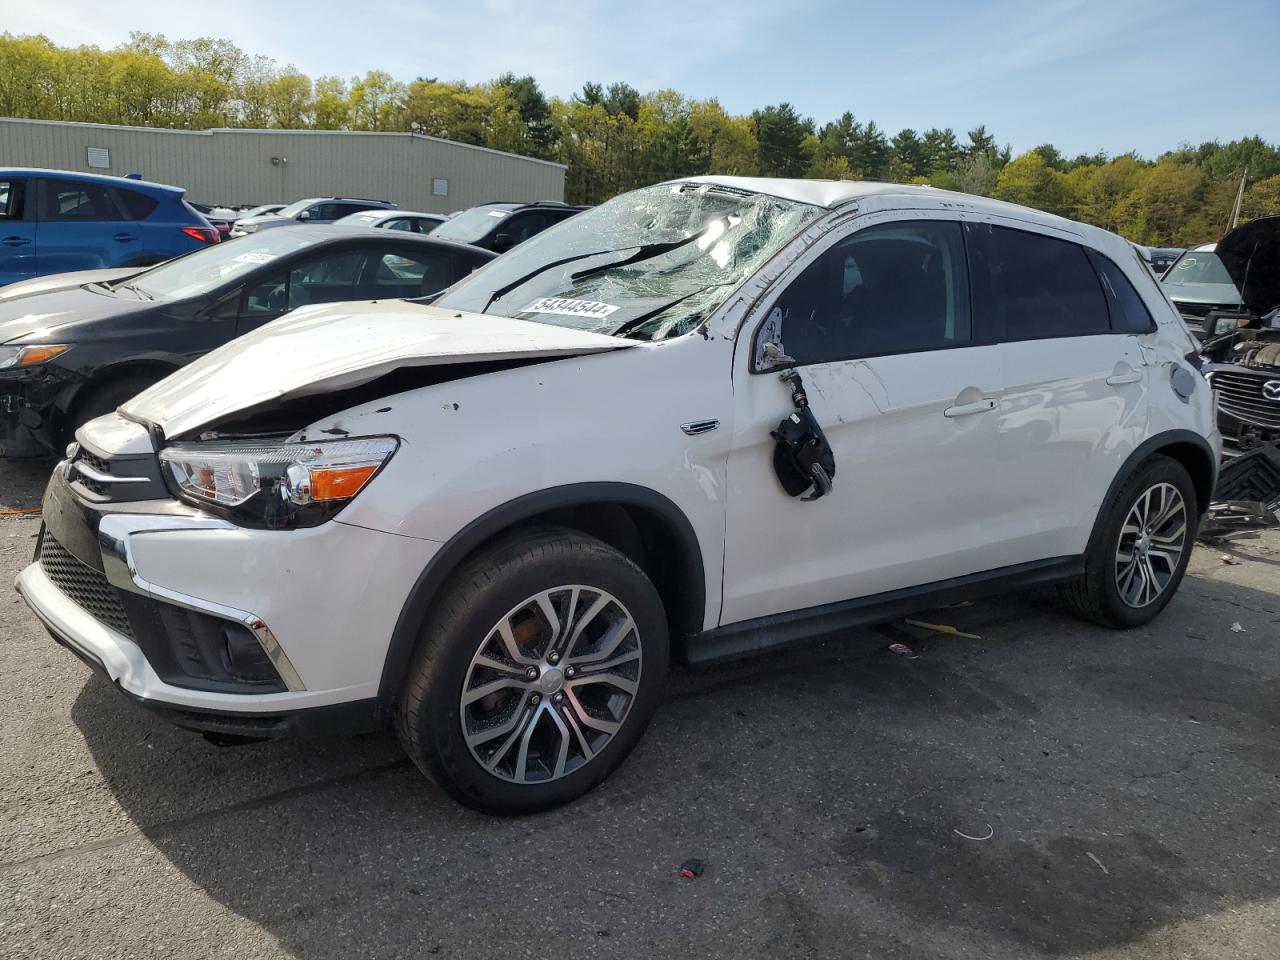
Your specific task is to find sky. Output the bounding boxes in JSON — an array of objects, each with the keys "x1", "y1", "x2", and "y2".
[{"x1": 5, "y1": 0, "x2": 1278, "y2": 158}]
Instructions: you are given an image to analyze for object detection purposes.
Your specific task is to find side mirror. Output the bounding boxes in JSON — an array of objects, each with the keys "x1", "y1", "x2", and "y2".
[
  {"x1": 298, "y1": 210, "x2": 311, "y2": 221},
  {"x1": 491, "y1": 232, "x2": 515, "y2": 253}
]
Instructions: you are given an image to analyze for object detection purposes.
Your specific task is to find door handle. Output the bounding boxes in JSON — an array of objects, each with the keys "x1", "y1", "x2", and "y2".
[
  {"x1": 943, "y1": 398, "x2": 997, "y2": 418},
  {"x1": 113, "y1": 233, "x2": 137, "y2": 243},
  {"x1": 1106, "y1": 370, "x2": 1143, "y2": 386},
  {"x1": 1, "y1": 236, "x2": 30, "y2": 246}
]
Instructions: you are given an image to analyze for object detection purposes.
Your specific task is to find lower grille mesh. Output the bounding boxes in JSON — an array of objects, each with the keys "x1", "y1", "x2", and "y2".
[{"x1": 38, "y1": 535, "x2": 134, "y2": 639}]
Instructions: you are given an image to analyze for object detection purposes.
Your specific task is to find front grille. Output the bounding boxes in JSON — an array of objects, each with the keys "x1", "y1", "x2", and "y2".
[
  {"x1": 38, "y1": 535, "x2": 135, "y2": 639},
  {"x1": 72, "y1": 449, "x2": 109, "y2": 496},
  {"x1": 1210, "y1": 371, "x2": 1280, "y2": 429},
  {"x1": 1175, "y1": 301, "x2": 1215, "y2": 319}
]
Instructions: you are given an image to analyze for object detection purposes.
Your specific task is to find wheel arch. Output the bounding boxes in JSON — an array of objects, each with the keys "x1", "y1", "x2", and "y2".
[
  {"x1": 377, "y1": 483, "x2": 708, "y2": 704},
  {"x1": 1087, "y1": 429, "x2": 1218, "y2": 555},
  {"x1": 56, "y1": 358, "x2": 183, "y2": 442}
]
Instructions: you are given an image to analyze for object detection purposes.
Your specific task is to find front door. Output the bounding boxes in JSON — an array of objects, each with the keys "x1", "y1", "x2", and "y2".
[{"x1": 721, "y1": 216, "x2": 1006, "y2": 625}]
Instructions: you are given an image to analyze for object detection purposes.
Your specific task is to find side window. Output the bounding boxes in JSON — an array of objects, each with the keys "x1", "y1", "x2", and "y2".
[
  {"x1": 384, "y1": 218, "x2": 414, "y2": 232},
  {"x1": 115, "y1": 188, "x2": 159, "y2": 221},
  {"x1": 241, "y1": 270, "x2": 289, "y2": 315},
  {"x1": 1090, "y1": 251, "x2": 1156, "y2": 334},
  {"x1": 0, "y1": 179, "x2": 27, "y2": 220},
  {"x1": 41, "y1": 179, "x2": 120, "y2": 221},
  {"x1": 371, "y1": 250, "x2": 453, "y2": 297},
  {"x1": 240, "y1": 252, "x2": 367, "y2": 315},
  {"x1": 778, "y1": 220, "x2": 971, "y2": 365},
  {"x1": 336, "y1": 204, "x2": 370, "y2": 219},
  {"x1": 968, "y1": 224, "x2": 1109, "y2": 340},
  {"x1": 507, "y1": 214, "x2": 548, "y2": 244}
]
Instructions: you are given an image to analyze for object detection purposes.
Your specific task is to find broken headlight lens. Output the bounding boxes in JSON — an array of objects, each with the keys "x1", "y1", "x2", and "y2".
[{"x1": 159, "y1": 436, "x2": 398, "y2": 528}]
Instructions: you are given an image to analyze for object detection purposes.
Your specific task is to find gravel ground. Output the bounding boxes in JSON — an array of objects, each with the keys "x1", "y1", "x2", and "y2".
[{"x1": 1, "y1": 458, "x2": 1278, "y2": 960}]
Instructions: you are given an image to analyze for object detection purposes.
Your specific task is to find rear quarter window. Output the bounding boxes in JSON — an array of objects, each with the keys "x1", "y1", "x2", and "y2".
[
  {"x1": 1089, "y1": 251, "x2": 1157, "y2": 333},
  {"x1": 115, "y1": 188, "x2": 160, "y2": 221}
]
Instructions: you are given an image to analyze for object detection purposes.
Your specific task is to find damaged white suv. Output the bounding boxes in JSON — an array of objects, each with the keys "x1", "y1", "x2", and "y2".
[{"x1": 17, "y1": 178, "x2": 1220, "y2": 813}]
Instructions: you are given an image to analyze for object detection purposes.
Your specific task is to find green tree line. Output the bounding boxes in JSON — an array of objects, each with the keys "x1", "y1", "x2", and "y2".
[{"x1": 3, "y1": 31, "x2": 1279, "y2": 245}]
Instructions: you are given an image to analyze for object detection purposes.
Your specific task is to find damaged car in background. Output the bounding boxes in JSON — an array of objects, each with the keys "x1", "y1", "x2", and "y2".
[
  {"x1": 1195, "y1": 216, "x2": 1280, "y2": 453},
  {"x1": 0, "y1": 226, "x2": 495, "y2": 456},
  {"x1": 15, "y1": 177, "x2": 1220, "y2": 815}
]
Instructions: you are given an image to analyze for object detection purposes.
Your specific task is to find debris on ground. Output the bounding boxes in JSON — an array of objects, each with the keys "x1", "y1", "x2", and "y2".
[
  {"x1": 1231, "y1": 622, "x2": 1246, "y2": 633},
  {"x1": 953, "y1": 823, "x2": 994, "y2": 841},
  {"x1": 887, "y1": 642, "x2": 918, "y2": 659},
  {"x1": 1220, "y1": 554, "x2": 1243, "y2": 565},
  {"x1": 1086, "y1": 851, "x2": 1110, "y2": 875},
  {"x1": 904, "y1": 619, "x2": 983, "y2": 640},
  {"x1": 678, "y1": 859, "x2": 704, "y2": 879},
  {"x1": 1198, "y1": 442, "x2": 1280, "y2": 543}
]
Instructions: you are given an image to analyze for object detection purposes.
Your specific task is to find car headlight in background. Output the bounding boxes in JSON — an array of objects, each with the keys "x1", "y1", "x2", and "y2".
[
  {"x1": 159, "y1": 436, "x2": 398, "y2": 528},
  {"x1": 0, "y1": 344, "x2": 69, "y2": 369}
]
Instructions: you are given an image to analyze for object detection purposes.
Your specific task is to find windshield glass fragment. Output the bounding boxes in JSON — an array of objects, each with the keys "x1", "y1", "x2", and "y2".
[{"x1": 435, "y1": 183, "x2": 823, "y2": 340}]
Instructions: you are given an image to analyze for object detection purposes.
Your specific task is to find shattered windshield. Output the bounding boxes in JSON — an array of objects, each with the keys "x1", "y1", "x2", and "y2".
[{"x1": 434, "y1": 183, "x2": 823, "y2": 340}]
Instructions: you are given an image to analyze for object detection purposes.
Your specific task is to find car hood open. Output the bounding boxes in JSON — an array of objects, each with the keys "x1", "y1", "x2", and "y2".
[
  {"x1": 1216, "y1": 215, "x2": 1280, "y2": 319},
  {"x1": 121, "y1": 300, "x2": 635, "y2": 439}
]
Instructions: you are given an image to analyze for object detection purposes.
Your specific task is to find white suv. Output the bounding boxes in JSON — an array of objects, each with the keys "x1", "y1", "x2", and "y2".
[{"x1": 16, "y1": 178, "x2": 1220, "y2": 813}]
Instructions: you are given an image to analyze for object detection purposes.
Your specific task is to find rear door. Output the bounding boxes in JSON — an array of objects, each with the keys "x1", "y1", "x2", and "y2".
[
  {"x1": 0, "y1": 176, "x2": 36, "y2": 284},
  {"x1": 968, "y1": 221, "x2": 1152, "y2": 562},
  {"x1": 236, "y1": 248, "x2": 370, "y2": 334},
  {"x1": 36, "y1": 177, "x2": 130, "y2": 272}
]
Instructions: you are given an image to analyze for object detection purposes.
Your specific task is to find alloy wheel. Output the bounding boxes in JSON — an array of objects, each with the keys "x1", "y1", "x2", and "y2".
[
  {"x1": 1114, "y1": 482, "x2": 1187, "y2": 609},
  {"x1": 460, "y1": 585, "x2": 643, "y2": 784}
]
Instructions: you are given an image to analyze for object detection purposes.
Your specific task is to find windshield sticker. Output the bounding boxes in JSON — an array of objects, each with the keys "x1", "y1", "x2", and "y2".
[
  {"x1": 232, "y1": 252, "x2": 278, "y2": 264},
  {"x1": 487, "y1": 210, "x2": 510, "y2": 218},
  {"x1": 521, "y1": 297, "x2": 620, "y2": 320}
]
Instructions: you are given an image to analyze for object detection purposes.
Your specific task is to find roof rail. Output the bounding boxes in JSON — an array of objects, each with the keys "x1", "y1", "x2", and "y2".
[{"x1": 334, "y1": 197, "x2": 393, "y2": 204}]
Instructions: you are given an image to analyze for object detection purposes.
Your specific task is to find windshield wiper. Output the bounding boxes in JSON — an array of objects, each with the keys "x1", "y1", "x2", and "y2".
[
  {"x1": 119, "y1": 282, "x2": 154, "y2": 301},
  {"x1": 569, "y1": 217, "x2": 729, "y2": 283},
  {"x1": 610, "y1": 283, "x2": 733, "y2": 340},
  {"x1": 480, "y1": 248, "x2": 616, "y2": 312}
]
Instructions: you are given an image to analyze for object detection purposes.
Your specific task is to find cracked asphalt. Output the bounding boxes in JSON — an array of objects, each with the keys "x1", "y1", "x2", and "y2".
[{"x1": 2, "y1": 458, "x2": 1278, "y2": 959}]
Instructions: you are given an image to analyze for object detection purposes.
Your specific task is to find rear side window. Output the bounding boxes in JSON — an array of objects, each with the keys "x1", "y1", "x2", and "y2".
[
  {"x1": 41, "y1": 179, "x2": 120, "y2": 221},
  {"x1": 968, "y1": 224, "x2": 1109, "y2": 340},
  {"x1": 778, "y1": 219, "x2": 971, "y2": 365},
  {"x1": 371, "y1": 250, "x2": 453, "y2": 296},
  {"x1": 1090, "y1": 251, "x2": 1156, "y2": 333},
  {"x1": 115, "y1": 188, "x2": 159, "y2": 221},
  {"x1": 0, "y1": 179, "x2": 26, "y2": 219}
]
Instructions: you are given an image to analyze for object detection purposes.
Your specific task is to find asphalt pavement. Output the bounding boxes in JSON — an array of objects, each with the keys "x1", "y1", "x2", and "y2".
[{"x1": 2, "y1": 458, "x2": 1278, "y2": 959}]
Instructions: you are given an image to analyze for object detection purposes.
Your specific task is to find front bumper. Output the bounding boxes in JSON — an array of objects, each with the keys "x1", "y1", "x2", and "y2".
[{"x1": 16, "y1": 462, "x2": 440, "y2": 729}]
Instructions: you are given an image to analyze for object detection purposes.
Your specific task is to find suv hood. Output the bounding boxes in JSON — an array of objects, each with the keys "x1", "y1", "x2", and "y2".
[
  {"x1": 121, "y1": 301, "x2": 635, "y2": 438},
  {"x1": 1217, "y1": 215, "x2": 1280, "y2": 319}
]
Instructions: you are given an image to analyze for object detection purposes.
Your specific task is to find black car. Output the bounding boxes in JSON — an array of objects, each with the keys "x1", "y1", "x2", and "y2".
[
  {"x1": 1198, "y1": 216, "x2": 1280, "y2": 453},
  {"x1": 431, "y1": 201, "x2": 587, "y2": 252},
  {"x1": 0, "y1": 226, "x2": 495, "y2": 456}
]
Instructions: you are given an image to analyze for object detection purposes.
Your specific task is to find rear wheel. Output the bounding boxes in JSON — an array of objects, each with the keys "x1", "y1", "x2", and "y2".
[
  {"x1": 395, "y1": 528, "x2": 669, "y2": 815},
  {"x1": 1059, "y1": 455, "x2": 1198, "y2": 628}
]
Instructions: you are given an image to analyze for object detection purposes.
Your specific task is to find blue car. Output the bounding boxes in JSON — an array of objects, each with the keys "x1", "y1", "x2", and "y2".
[{"x1": 0, "y1": 168, "x2": 219, "y2": 285}]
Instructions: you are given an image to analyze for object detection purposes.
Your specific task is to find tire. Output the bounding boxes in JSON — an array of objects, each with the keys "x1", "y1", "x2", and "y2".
[
  {"x1": 67, "y1": 374, "x2": 161, "y2": 439},
  {"x1": 1059, "y1": 454, "x2": 1199, "y2": 629},
  {"x1": 395, "y1": 528, "x2": 669, "y2": 815}
]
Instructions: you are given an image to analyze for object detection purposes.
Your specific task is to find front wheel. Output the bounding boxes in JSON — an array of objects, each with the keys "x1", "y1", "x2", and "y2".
[
  {"x1": 395, "y1": 529, "x2": 669, "y2": 815},
  {"x1": 1059, "y1": 454, "x2": 1198, "y2": 628}
]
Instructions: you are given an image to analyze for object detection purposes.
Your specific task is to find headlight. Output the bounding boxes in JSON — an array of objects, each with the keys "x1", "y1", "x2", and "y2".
[
  {"x1": 0, "y1": 344, "x2": 69, "y2": 369},
  {"x1": 159, "y1": 436, "x2": 398, "y2": 528}
]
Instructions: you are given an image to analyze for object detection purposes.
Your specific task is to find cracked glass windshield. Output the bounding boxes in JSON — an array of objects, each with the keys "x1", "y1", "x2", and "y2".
[{"x1": 434, "y1": 182, "x2": 823, "y2": 340}]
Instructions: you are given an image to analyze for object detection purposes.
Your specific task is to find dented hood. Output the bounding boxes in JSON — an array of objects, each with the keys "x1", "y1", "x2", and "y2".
[
  {"x1": 121, "y1": 300, "x2": 634, "y2": 438},
  {"x1": 1217, "y1": 215, "x2": 1280, "y2": 319}
]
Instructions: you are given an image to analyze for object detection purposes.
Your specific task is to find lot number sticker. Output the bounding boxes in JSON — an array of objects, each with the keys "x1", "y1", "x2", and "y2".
[
  {"x1": 521, "y1": 297, "x2": 620, "y2": 319},
  {"x1": 232, "y1": 252, "x2": 278, "y2": 264}
]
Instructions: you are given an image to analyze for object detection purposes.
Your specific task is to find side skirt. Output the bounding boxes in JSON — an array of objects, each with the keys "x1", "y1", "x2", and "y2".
[{"x1": 686, "y1": 556, "x2": 1083, "y2": 664}]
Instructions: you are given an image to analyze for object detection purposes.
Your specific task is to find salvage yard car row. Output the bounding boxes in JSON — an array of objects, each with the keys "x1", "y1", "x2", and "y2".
[{"x1": 8, "y1": 173, "x2": 1245, "y2": 815}]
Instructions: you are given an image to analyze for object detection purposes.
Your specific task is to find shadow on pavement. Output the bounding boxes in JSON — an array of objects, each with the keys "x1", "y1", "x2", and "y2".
[{"x1": 73, "y1": 576, "x2": 1280, "y2": 959}]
